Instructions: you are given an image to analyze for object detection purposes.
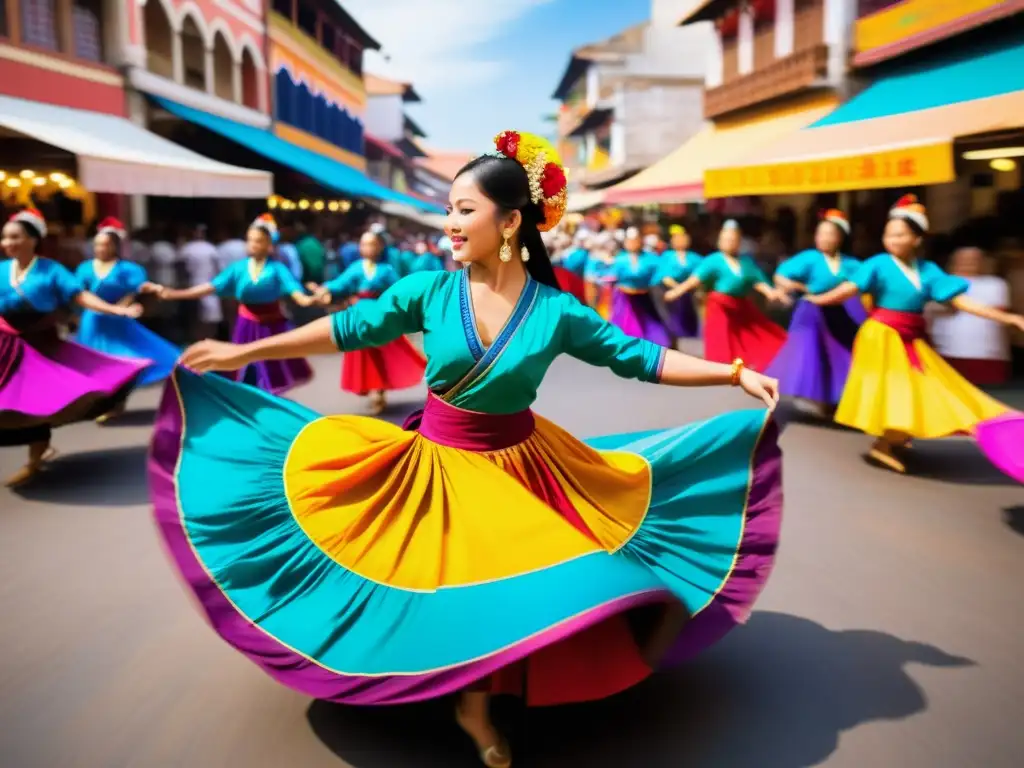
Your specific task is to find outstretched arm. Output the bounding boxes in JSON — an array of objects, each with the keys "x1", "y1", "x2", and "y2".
[
  {"x1": 664, "y1": 274, "x2": 702, "y2": 302},
  {"x1": 805, "y1": 281, "x2": 859, "y2": 306},
  {"x1": 774, "y1": 274, "x2": 806, "y2": 293},
  {"x1": 754, "y1": 281, "x2": 792, "y2": 305},
  {"x1": 159, "y1": 283, "x2": 216, "y2": 300},
  {"x1": 951, "y1": 295, "x2": 1024, "y2": 330},
  {"x1": 74, "y1": 291, "x2": 141, "y2": 318}
]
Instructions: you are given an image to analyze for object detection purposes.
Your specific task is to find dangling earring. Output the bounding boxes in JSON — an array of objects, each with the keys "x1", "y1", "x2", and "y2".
[
  {"x1": 520, "y1": 244, "x2": 530, "y2": 262},
  {"x1": 499, "y1": 229, "x2": 513, "y2": 263}
]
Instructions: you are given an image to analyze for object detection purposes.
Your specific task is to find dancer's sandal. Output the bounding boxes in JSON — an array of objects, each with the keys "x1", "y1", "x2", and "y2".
[
  {"x1": 867, "y1": 442, "x2": 905, "y2": 474},
  {"x1": 455, "y1": 706, "x2": 512, "y2": 768},
  {"x1": 5, "y1": 446, "x2": 58, "y2": 488}
]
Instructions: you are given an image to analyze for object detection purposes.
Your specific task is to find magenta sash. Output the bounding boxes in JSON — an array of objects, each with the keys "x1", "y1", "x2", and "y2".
[{"x1": 402, "y1": 393, "x2": 535, "y2": 451}]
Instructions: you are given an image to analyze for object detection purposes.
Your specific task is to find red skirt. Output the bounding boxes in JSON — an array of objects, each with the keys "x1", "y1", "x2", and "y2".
[
  {"x1": 703, "y1": 292, "x2": 787, "y2": 371},
  {"x1": 341, "y1": 336, "x2": 426, "y2": 395},
  {"x1": 554, "y1": 267, "x2": 586, "y2": 302}
]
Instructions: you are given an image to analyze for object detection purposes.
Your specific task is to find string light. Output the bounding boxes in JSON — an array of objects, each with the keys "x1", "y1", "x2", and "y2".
[
  {"x1": 313, "y1": 200, "x2": 325, "y2": 211},
  {"x1": 298, "y1": 199, "x2": 310, "y2": 210},
  {"x1": 19, "y1": 170, "x2": 35, "y2": 179},
  {"x1": 6, "y1": 178, "x2": 21, "y2": 188}
]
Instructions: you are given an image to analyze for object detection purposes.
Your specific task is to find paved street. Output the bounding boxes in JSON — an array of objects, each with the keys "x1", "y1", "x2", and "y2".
[{"x1": 1, "y1": 348, "x2": 1022, "y2": 768}]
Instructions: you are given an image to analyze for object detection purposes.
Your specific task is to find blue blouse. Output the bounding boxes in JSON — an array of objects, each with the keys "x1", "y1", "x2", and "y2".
[
  {"x1": 0, "y1": 257, "x2": 83, "y2": 313},
  {"x1": 693, "y1": 252, "x2": 770, "y2": 297},
  {"x1": 609, "y1": 251, "x2": 661, "y2": 292},
  {"x1": 775, "y1": 249, "x2": 860, "y2": 294},
  {"x1": 557, "y1": 247, "x2": 589, "y2": 276},
  {"x1": 656, "y1": 250, "x2": 703, "y2": 285},
  {"x1": 75, "y1": 259, "x2": 147, "y2": 303},
  {"x1": 210, "y1": 259, "x2": 304, "y2": 303},
  {"x1": 851, "y1": 253, "x2": 968, "y2": 313},
  {"x1": 409, "y1": 253, "x2": 446, "y2": 273},
  {"x1": 584, "y1": 257, "x2": 614, "y2": 283},
  {"x1": 324, "y1": 261, "x2": 401, "y2": 298}
]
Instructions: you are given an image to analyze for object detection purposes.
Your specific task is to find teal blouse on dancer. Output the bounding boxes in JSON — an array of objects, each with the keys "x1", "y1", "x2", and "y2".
[
  {"x1": 656, "y1": 250, "x2": 703, "y2": 285},
  {"x1": 851, "y1": 254, "x2": 968, "y2": 312},
  {"x1": 608, "y1": 252, "x2": 661, "y2": 292},
  {"x1": 211, "y1": 259, "x2": 304, "y2": 303},
  {"x1": 557, "y1": 247, "x2": 589, "y2": 276},
  {"x1": 324, "y1": 261, "x2": 400, "y2": 298},
  {"x1": 0, "y1": 258, "x2": 82, "y2": 311},
  {"x1": 75, "y1": 259, "x2": 147, "y2": 300},
  {"x1": 331, "y1": 270, "x2": 663, "y2": 413},
  {"x1": 775, "y1": 249, "x2": 860, "y2": 294},
  {"x1": 693, "y1": 252, "x2": 771, "y2": 297},
  {"x1": 409, "y1": 252, "x2": 446, "y2": 273},
  {"x1": 584, "y1": 256, "x2": 612, "y2": 284}
]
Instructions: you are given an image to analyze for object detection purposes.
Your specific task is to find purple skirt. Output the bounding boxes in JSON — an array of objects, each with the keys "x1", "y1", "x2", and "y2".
[
  {"x1": 610, "y1": 291, "x2": 672, "y2": 347},
  {"x1": 765, "y1": 297, "x2": 868, "y2": 405},
  {"x1": 664, "y1": 292, "x2": 700, "y2": 339},
  {"x1": 230, "y1": 315, "x2": 313, "y2": 395}
]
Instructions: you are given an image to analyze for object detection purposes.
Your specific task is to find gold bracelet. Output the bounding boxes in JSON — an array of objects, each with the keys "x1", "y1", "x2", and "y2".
[{"x1": 730, "y1": 358, "x2": 745, "y2": 387}]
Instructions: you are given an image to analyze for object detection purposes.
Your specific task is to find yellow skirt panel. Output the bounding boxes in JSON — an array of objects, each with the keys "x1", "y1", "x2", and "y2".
[
  {"x1": 835, "y1": 319, "x2": 1009, "y2": 438},
  {"x1": 284, "y1": 414, "x2": 651, "y2": 591}
]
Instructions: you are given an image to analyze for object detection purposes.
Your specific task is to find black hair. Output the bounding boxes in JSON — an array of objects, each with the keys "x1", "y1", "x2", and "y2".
[
  {"x1": 454, "y1": 155, "x2": 560, "y2": 289},
  {"x1": 887, "y1": 214, "x2": 926, "y2": 238},
  {"x1": 14, "y1": 220, "x2": 42, "y2": 245},
  {"x1": 97, "y1": 229, "x2": 123, "y2": 250}
]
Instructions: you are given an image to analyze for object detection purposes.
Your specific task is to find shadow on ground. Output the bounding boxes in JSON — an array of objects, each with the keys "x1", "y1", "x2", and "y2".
[
  {"x1": 307, "y1": 612, "x2": 973, "y2": 768},
  {"x1": 12, "y1": 445, "x2": 149, "y2": 506},
  {"x1": 98, "y1": 407, "x2": 159, "y2": 428},
  {"x1": 1004, "y1": 506, "x2": 1024, "y2": 536},
  {"x1": 901, "y1": 440, "x2": 1019, "y2": 486}
]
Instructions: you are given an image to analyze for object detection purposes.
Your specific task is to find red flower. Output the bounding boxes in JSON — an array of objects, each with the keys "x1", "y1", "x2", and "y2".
[
  {"x1": 895, "y1": 193, "x2": 918, "y2": 207},
  {"x1": 540, "y1": 162, "x2": 566, "y2": 198},
  {"x1": 495, "y1": 130, "x2": 520, "y2": 159}
]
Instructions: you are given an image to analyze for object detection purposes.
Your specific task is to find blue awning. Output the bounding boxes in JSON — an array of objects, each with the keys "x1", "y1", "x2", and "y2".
[{"x1": 152, "y1": 96, "x2": 445, "y2": 214}]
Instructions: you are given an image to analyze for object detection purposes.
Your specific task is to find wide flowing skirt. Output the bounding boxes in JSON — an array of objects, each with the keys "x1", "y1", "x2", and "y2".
[
  {"x1": 590, "y1": 283, "x2": 613, "y2": 320},
  {"x1": 554, "y1": 267, "x2": 586, "y2": 302},
  {"x1": 230, "y1": 314, "x2": 313, "y2": 395},
  {"x1": 665, "y1": 292, "x2": 700, "y2": 339},
  {"x1": 703, "y1": 292, "x2": 787, "y2": 371},
  {"x1": 150, "y1": 369, "x2": 783, "y2": 707},
  {"x1": 1, "y1": 316, "x2": 147, "y2": 435},
  {"x1": 75, "y1": 310, "x2": 180, "y2": 386},
  {"x1": 835, "y1": 311, "x2": 1023, "y2": 482},
  {"x1": 609, "y1": 291, "x2": 672, "y2": 346},
  {"x1": 765, "y1": 298, "x2": 867, "y2": 405},
  {"x1": 340, "y1": 336, "x2": 427, "y2": 395}
]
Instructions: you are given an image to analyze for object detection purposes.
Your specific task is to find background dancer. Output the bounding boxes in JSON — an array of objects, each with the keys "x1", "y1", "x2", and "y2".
[
  {"x1": 665, "y1": 220, "x2": 789, "y2": 370},
  {"x1": 657, "y1": 225, "x2": 703, "y2": 340},
  {"x1": 584, "y1": 233, "x2": 616, "y2": 318},
  {"x1": 151, "y1": 130, "x2": 783, "y2": 768},
  {"x1": 312, "y1": 229, "x2": 426, "y2": 415},
  {"x1": 74, "y1": 217, "x2": 179, "y2": 422},
  {"x1": 767, "y1": 210, "x2": 865, "y2": 416},
  {"x1": 552, "y1": 231, "x2": 588, "y2": 301},
  {"x1": 608, "y1": 227, "x2": 672, "y2": 345},
  {"x1": 1, "y1": 209, "x2": 147, "y2": 487},
  {"x1": 807, "y1": 195, "x2": 1024, "y2": 480},
  {"x1": 156, "y1": 214, "x2": 316, "y2": 395}
]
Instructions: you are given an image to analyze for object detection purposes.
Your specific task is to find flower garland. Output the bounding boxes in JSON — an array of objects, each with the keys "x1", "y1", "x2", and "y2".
[{"x1": 493, "y1": 130, "x2": 568, "y2": 233}]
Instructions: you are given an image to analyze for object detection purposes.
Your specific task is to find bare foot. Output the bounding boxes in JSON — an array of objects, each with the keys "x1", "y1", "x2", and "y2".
[{"x1": 455, "y1": 698, "x2": 511, "y2": 768}]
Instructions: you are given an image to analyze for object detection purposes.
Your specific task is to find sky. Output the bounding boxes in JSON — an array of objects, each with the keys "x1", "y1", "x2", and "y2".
[{"x1": 342, "y1": 0, "x2": 652, "y2": 153}]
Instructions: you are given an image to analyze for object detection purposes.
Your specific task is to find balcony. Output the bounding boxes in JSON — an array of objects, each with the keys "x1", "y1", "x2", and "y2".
[
  {"x1": 704, "y1": 43, "x2": 829, "y2": 119},
  {"x1": 557, "y1": 99, "x2": 590, "y2": 138}
]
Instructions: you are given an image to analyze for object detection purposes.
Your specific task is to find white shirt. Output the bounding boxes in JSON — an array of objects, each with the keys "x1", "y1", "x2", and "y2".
[
  {"x1": 931, "y1": 275, "x2": 1011, "y2": 360},
  {"x1": 180, "y1": 239, "x2": 223, "y2": 323}
]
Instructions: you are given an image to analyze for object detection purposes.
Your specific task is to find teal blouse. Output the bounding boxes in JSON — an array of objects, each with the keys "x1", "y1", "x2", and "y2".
[
  {"x1": 656, "y1": 250, "x2": 703, "y2": 285},
  {"x1": 775, "y1": 249, "x2": 860, "y2": 294},
  {"x1": 329, "y1": 270, "x2": 666, "y2": 414},
  {"x1": 557, "y1": 247, "x2": 589, "y2": 276},
  {"x1": 409, "y1": 253, "x2": 446, "y2": 274},
  {"x1": 75, "y1": 259, "x2": 147, "y2": 303},
  {"x1": 609, "y1": 251, "x2": 661, "y2": 292},
  {"x1": 693, "y1": 252, "x2": 770, "y2": 297},
  {"x1": 324, "y1": 261, "x2": 400, "y2": 298},
  {"x1": 0, "y1": 257, "x2": 82, "y2": 313},
  {"x1": 584, "y1": 256, "x2": 614, "y2": 284},
  {"x1": 211, "y1": 259, "x2": 304, "y2": 303},
  {"x1": 851, "y1": 253, "x2": 968, "y2": 313}
]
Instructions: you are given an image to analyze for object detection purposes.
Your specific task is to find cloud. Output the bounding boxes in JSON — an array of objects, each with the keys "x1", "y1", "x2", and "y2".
[{"x1": 341, "y1": 0, "x2": 552, "y2": 90}]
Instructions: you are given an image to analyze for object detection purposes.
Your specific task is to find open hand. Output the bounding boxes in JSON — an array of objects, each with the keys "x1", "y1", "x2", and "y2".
[
  {"x1": 739, "y1": 368, "x2": 780, "y2": 411},
  {"x1": 121, "y1": 303, "x2": 143, "y2": 319},
  {"x1": 769, "y1": 289, "x2": 792, "y2": 307},
  {"x1": 180, "y1": 339, "x2": 250, "y2": 373}
]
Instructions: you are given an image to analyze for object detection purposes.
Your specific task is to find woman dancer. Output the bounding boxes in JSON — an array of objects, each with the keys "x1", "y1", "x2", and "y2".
[
  {"x1": 313, "y1": 230, "x2": 426, "y2": 415},
  {"x1": 1, "y1": 209, "x2": 148, "y2": 486},
  {"x1": 584, "y1": 233, "x2": 616, "y2": 318},
  {"x1": 808, "y1": 195, "x2": 1024, "y2": 479},
  {"x1": 409, "y1": 238, "x2": 446, "y2": 274},
  {"x1": 157, "y1": 214, "x2": 316, "y2": 395},
  {"x1": 551, "y1": 233, "x2": 588, "y2": 301},
  {"x1": 665, "y1": 220, "x2": 789, "y2": 370},
  {"x1": 150, "y1": 131, "x2": 784, "y2": 768},
  {"x1": 608, "y1": 228, "x2": 672, "y2": 345},
  {"x1": 74, "y1": 217, "x2": 179, "y2": 421},
  {"x1": 766, "y1": 210, "x2": 865, "y2": 414},
  {"x1": 657, "y1": 225, "x2": 703, "y2": 339}
]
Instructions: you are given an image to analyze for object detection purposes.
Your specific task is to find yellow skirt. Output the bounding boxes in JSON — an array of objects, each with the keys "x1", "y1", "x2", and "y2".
[{"x1": 835, "y1": 318, "x2": 1010, "y2": 439}]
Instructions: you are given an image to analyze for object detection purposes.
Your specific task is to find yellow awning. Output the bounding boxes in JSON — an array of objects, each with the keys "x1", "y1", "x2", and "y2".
[
  {"x1": 704, "y1": 90, "x2": 1024, "y2": 198},
  {"x1": 604, "y1": 95, "x2": 837, "y2": 205}
]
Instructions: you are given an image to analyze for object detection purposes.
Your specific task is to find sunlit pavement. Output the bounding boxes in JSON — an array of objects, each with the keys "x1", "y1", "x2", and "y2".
[{"x1": 2, "y1": 347, "x2": 1022, "y2": 767}]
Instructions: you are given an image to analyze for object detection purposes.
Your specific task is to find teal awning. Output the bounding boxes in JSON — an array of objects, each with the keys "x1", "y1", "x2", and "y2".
[{"x1": 152, "y1": 96, "x2": 445, "y2": 214}]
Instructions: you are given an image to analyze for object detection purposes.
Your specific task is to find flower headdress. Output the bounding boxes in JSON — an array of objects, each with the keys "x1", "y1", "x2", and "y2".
[
  {"x1": 250, "y1": 213, "x2": 280, "y2": 242},
  {"x1": 492, "y1": 130, "x2": 567, "y2": 232},
  {"x1": 9, "y1": 208, "x2": 47, "y2": 239},
  {"x1": 669, "y1": 224, "x2": 687, "y2": 237},
  {"x1": 819, "y1": 208, "x2": 850, "y2": 235},
  {"x1": 888, "y1": 194, "x2": 928, "y2": 232},
  {"x1": 97, "y1": 216, "x2": 127, "y2": 240}
]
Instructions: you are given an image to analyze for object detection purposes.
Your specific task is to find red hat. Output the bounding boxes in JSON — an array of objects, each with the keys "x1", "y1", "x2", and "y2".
[
  {"x1": 9, "y1": 208, "x2": 47, "y2": 238},
  {"x1": 97, "y1": 216, "x2": 127, "y2": 239},
  {"x1": 889, "y1": 194, "x2": 928, "y2": 232},
  {"x1": 250, "y1": 213, "x2": 278, "y2": 238},
  {"x1": 820, "y1": 208, "x2": 850, "y2": 235}
]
